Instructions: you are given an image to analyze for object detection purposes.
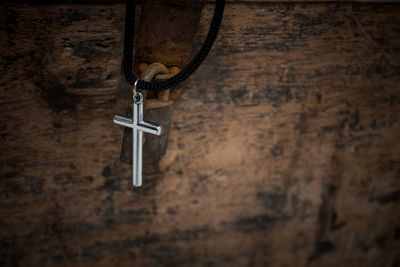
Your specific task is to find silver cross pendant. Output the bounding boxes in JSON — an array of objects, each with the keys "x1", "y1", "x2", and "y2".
[{"x1": 113, "y1": 92, "x2": 161, "y2": 187}]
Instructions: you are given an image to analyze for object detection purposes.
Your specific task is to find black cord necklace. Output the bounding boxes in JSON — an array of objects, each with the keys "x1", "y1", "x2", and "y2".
[{"x1": 123, "y1": 0, "x2": 226, "y2": 91}]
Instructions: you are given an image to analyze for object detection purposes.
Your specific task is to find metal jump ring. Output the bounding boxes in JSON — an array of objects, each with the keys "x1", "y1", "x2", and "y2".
[
  {"x1": 132, "y1": 79, "x2": 139, "y2": 97},
  {"x1": 132, "y1": 80, "x2": 143, "y2": 103}
]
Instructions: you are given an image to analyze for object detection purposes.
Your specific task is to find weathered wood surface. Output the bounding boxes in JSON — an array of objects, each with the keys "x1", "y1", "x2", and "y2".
[
  {"x1": 4, "y1": 0, "x2": 400, "y2": 3},
  {"x1": 1, "y1": 3, "x2": 400, "y2": 267}
]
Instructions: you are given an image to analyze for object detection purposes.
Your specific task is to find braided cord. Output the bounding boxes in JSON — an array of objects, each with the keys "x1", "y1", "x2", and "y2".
[{"x1": 123, "y1": 0, "x2": 225, "y2": 91}]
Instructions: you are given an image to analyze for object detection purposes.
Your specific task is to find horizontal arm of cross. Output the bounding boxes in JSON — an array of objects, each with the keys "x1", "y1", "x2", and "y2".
[
  {"x1": 138, "y1": 121, "x2": 161, "y2": 136},
  {"x1": 113, "y1": 115, "x2": 132, "y2": 128},
  {"x1": 113, "y1": 115, "x2": 161, "y2": 136}
]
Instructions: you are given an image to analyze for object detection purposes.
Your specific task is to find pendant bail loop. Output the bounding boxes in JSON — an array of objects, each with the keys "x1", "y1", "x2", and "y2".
[{"x1": 134, "y1": 92, "x2": 143, "y2": 104}]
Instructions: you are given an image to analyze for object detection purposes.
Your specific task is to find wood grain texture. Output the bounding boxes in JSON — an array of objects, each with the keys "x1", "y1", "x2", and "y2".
[
  {"x1": 3, "y1": 0, "x2": 400, "y2": 3},
  {"x1": 1, "y1": 3, "x2": 400, "y2": 267}
]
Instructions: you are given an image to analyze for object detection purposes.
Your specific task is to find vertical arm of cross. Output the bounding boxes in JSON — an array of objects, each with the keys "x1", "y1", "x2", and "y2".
[{"x1": 133, "y1": 101, "x2": 142, "y2": 187}]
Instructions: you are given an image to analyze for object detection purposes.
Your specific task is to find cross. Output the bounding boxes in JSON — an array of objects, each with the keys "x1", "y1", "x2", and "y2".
[{"x1": 113, "y1": 93, "x2": 161, "y2": 187}]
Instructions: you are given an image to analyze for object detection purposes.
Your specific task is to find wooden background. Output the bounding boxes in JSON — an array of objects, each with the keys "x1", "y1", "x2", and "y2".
[{"x1": 1, "y1": 1, "x2": 400, "y2": 266}]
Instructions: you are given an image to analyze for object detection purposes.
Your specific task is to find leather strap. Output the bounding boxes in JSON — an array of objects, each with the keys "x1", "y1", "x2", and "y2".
[{"x1": 133, "y1": 0, "x2": 205, "y2": 78}]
